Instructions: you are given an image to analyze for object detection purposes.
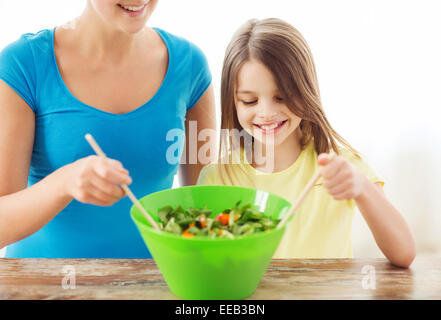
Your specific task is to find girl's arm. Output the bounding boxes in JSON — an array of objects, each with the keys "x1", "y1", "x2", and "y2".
[
  {"x1": 179, "y1": 84, "x2": 217, "y2": 186},
  {"x1": 318, "y1": 153, "x2": 416, "y2": 268},
  {"x1": 354, "y1": 178, "x2": 416, "y2": 268}
]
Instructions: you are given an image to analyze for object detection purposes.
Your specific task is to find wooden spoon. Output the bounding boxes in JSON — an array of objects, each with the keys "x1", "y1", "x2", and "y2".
[
  {"x1": 84, "y1": 133, "x2": 161, "y2": 231},
  {"x1": 277, "y1": 151, "x2": 337, "y2": 229}
]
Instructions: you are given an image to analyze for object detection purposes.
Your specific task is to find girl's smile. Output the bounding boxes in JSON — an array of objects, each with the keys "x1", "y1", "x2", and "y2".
[
  {"x1": 253, "y1": 120, "x2": 288, "y2": 135},
  {"x1": 235, "y1": 58, "x2": 302, "y2": 147}
]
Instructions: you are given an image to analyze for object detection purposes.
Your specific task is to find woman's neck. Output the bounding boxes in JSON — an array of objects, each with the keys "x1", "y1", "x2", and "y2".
[
  {"x1": 248, "y1": 128, "x2": 303, "y2": 174},
  {"x1": 64, "y1": 4, "x2": 151, "y2": 65}
]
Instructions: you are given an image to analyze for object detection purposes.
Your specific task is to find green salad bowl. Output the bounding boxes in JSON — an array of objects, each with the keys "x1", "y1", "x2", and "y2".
[{"x1": 130, "y1": 185, "x2": 292, "y2": 300}]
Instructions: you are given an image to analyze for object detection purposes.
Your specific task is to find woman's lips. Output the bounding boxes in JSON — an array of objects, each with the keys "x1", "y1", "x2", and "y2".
[
  {"x1": 253, "y1": 120, "x2": 288, "y2": 135},
  {"x1": 117, "y1": 3, "x2": 147, "y2": 17}
]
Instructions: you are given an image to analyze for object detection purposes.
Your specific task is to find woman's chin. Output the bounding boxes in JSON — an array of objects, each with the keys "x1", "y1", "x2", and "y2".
[{"x1": 116, "y1": 21, "x2": 147, "y2": 34}]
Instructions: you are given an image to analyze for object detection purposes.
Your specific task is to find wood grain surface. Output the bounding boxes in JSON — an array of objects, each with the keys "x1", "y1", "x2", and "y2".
[{"x1": 0, "y1": 258, "x2": 439, "y2": 300}]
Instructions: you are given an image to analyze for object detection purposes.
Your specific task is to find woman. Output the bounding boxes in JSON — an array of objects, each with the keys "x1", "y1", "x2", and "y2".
[{"x1": 0, "y1": 0, "x2": 216, "y2": 258}]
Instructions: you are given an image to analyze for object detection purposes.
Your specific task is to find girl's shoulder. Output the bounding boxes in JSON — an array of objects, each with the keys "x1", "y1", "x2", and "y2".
[
  {"x1": 196, "y1": 149, "x2": 243, "y2": 186},
  {"x1": 197, "y1": 162, "x2": 222, "y2": 185},
  {"x1": 336, "y1": 145, "x2": 358, "y2": 160},
  {"x1": 336, "y1": 145, "x2": 369, "y2": 169},
  {"x1": 336, "y1": 145, "x2": 384, "y2": 187}
]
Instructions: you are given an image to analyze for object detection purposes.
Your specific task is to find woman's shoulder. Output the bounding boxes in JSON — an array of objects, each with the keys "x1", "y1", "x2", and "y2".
[
  {"x1": 22, "y1": 28, "x2": 53, "y2": 44},
  {"x1": 2, "y1": 28, "x2": 52, "y2": 54},
  {"x1": 0, "y1": 28, "x2": 52, "y2": 70},
  {"x1": 153, "y1": 27, "x2": 207, "y2": 62},
  {"x1": 153, "y1": 27, "x2": 211, "y2": 108},
  {"x1": 154, "y1": 27, "x2": 199, "y2": 49},
  {"x1": 0, "y1": 28, "x2": 52, "y2": 112}
]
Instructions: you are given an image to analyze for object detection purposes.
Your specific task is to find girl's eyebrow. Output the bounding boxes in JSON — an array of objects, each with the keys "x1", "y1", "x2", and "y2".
[
  {"x1": 236, "y1": 90, "x2": 255, "y2": 94},
  {"x1": 236, "y1": 90, "x2": 281, "y2": 95}
]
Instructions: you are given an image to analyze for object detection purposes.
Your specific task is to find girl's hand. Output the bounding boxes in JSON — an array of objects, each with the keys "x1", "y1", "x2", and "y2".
[
  {"x1": 317, "y1": 153, "x2": 366, "y2": 201},
  {"x1": 62, "y1": 155, "x2": 132, "y2": 206}
]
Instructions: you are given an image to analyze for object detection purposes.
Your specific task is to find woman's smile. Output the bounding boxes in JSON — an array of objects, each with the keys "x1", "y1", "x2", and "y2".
[{"x1": 117, "y1": 1, "x2": 149, "y2": 16}]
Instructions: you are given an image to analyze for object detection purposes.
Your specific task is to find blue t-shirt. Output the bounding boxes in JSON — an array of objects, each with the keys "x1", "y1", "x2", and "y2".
[{"x1": 0, "y1": 27, "x2": 212, "y2": 258}]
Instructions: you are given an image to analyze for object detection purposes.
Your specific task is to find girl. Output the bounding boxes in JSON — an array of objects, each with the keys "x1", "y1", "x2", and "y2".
[
  {"x1": 0, "y1": 0, "x2": 215, "y2": 258},
  {"x1": 197, "y1": 18, "x2": 415, "y2": 268}
]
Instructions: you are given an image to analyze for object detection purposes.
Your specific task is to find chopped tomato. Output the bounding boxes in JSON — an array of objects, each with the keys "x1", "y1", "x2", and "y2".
[
  {"x1": 216, "y1": 213, "x2": 229, "y2": 225},
  {"x1": 182, "y1": 229, "x2": 194, "y2": 238},
  {"x1": 199, "y1": 215, "x2": 207, "y2": 228}
]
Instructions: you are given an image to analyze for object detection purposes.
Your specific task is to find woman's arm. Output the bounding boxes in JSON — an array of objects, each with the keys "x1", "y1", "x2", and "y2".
[
  {"x1": 0, "y1": 79, "x2": 70, "y2": 248},
  {"x1": 0, "y1": 81, "x2": 131, "y2": 249},
  {"x1": 179, "y1": 84, "x2": 217, "y2": 186},
  {"x1": 318, "y1": 153, "x2": 416, "y2": 268}
]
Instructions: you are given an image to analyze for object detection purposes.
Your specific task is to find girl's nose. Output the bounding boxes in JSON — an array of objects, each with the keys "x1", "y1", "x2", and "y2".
[{"x1": 256, "y1": 101, "x2": 278, "y2": 119}]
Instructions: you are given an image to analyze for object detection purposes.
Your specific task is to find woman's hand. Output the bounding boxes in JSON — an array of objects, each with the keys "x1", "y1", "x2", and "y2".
[
  {"x1": 317, "y1": 153, "x2": 367, "y2": 201},
  {"x1": 62, "y1": 155, "x2": 132, "y2": 206}
]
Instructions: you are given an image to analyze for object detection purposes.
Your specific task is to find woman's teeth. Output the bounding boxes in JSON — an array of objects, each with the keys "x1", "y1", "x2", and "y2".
[{"x1": 118, "y1": 4, "x2": 145, "y2": 11}]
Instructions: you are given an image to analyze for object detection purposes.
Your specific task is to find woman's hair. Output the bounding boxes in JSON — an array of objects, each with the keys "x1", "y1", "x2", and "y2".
[{"x1": 217, "y1": 18, "x2": 360, "y2": 185}]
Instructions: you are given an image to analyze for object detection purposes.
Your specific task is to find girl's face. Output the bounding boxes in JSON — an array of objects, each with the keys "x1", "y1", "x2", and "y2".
[
  {"x1": 235, "y1": 59, "x2": 302, "y2": 147},
  {"x1": 90, "y1": 0, "x2": 158, "y2": 33}
]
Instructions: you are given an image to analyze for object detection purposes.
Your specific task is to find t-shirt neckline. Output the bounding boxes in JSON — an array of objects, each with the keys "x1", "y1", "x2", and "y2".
[
  {"x1": 241, "y1": 140, "x2": 315, "y2": 176},
  {"x1": 50, "y1": 26, "x2": 172, "y2": 118}
]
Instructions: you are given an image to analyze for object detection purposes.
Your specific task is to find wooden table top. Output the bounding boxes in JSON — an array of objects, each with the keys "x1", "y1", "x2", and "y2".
[{"x1": 0, "y1": 257, "x2": 439, "y2": 300}]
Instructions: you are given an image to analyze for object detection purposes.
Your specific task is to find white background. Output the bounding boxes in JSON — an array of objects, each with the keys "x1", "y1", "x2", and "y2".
[{"x1": 1, "y1": 0, "x2": 440, "y2": 258}]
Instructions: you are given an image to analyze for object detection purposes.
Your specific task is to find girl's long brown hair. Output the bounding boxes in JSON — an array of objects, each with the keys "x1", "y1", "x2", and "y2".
[{"x1": 218, "y1": 18, "x2": 359, "y2": 185}]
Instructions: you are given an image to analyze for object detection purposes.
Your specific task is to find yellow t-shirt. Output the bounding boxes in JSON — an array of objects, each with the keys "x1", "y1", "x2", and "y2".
[{"x1": 196, "y1": 140, "x2": 384, "y2": 259}]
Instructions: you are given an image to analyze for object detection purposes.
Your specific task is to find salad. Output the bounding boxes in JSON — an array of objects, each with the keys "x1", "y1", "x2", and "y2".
[{"x1": 156, "y1": 201, "x2": 281, "y2": 239}]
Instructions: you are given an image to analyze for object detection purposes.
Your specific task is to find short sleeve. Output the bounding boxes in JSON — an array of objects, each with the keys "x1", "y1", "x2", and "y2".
[
  {"x1": 188, "y1": 42, "x2": 212, "y2": 110},
  {"x1": 0, "y1": 35, "x2": 37, "y2": 112},
  {"x1": 340, "y1": 148, "x2": 385, "y2": 188}
]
